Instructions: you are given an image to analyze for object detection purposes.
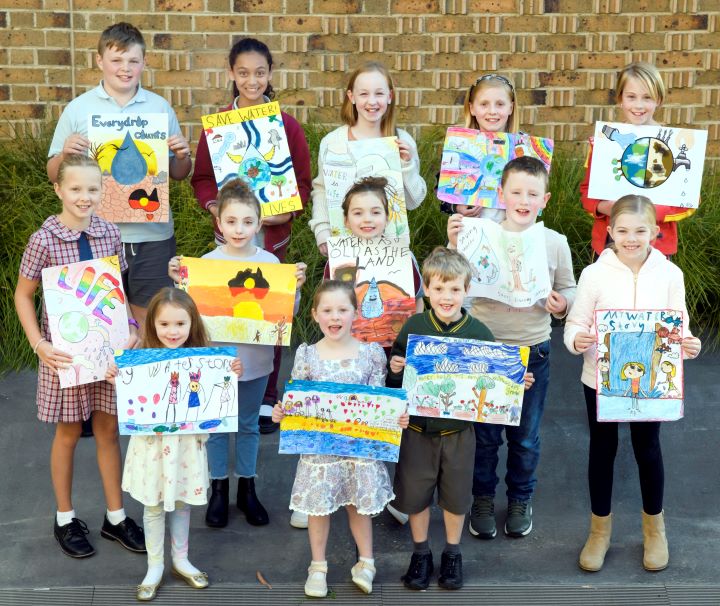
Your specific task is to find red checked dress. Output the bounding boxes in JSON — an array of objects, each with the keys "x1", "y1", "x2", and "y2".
[{"x1": 19, "y1": 215, "x2": 126, "y2": 423}]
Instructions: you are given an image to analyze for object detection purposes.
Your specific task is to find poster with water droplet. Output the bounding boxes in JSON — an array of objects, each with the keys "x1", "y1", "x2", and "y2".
[
  {"x1": 114, "y1": 347, "x2": 238, "y2": 435},
  {"x1": 41, "y1": 256, "x2": 129, "y2": 388},
  {"x1": 588, "y1": 122, "x2": 706, "y2": 208},
  {"x1": 88, "y1": 114, "x2": 170, "y2": 223}
]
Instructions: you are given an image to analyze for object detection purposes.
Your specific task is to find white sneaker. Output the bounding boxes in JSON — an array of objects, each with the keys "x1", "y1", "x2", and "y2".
[
  {"x1": 304, "y1": 561, "x2": 328, "y2": 597},
  {"x1": 290, "y1": 510, "x2": 308, "y2": 529},
  {"x1": 386, "y1": 503, "x2": 409, "y2": 525},
  {"x1": 351, "y1": 560, "x2": 376, "y2": 594}
]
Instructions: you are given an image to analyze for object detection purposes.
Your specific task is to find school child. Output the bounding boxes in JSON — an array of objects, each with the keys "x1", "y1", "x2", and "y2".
[
  {"x1": 46, "y1": 22, "x2": 192, "y2": 329},
  {"x1": 387, "y1": 247, "x2": 501, "y2": 591},
  {"x1": 14, "y1": 154, "x2": 145, "y2": 559},
  {"x1": 580, "y1": 62, "x2": 693, "y2": 257},
  {"x1": 309, "y1": 61, "x2": 427, "y2": 255},
  {"x1": 447, "y1": 156, "x2": 577, "y2": 540},
  {"x1": 440, "y1": 73, "x2": 520, "y2": 222},
  {"x1": 191, "y1": 37, "x2": 312, "y2": 433},
  {"x1": 563, "y1": 196, "x2": 701, "y2": 572},
  {"x1": 169, "y1": 179, "x2": 306, "y2": 528},
  {"x1": 271, "y1": 281, "x2": 409, "y2": 597},
  {"x1": 107, "y1": 288, "x2": 243, "y2": 601}
]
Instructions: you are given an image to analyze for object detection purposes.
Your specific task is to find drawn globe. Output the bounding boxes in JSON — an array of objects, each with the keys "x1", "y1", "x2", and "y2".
[
  {"x1": 238, "y1": 157, "x2": 271, "y2": 190},
  {"x1": 620, "y1": 137, "x2": 674, "y2": 189},
  {"x1": 58, "y1": 311, "x2": 89, "y2": 343}
]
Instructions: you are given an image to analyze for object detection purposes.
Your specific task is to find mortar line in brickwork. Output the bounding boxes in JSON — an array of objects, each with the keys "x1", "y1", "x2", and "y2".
[{"x1": 69, "y1": 0, "x2": 76, "y2": 98}]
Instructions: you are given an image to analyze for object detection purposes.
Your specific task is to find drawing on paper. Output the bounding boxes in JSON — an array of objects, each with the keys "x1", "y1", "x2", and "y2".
[
  {"x1": 321, "y1": 136, "x2": 408, "y2": 240},
  {"x1": 403, "y1": 335, "x2": 529, "y2": 425},
  {"x1": 437, "y1": 128, "x2": 554, "y2": 209},
  {"x1": 595, "y1": 309, "x2": 684, "y2": 422},
  {"x1": 201, "y1": 101, "x2": 302, "y2": 217},
  {"x1": 88, "y1": 113, "x2": 169, "y2": 223},
  {"x1": 588, "y1": 122, "x2": 707, "y2": 209},
  {"x1": 279, "y1": 380, "x2": 405, "y2": 462},
  {"x1": 41, "y1": 256, "x2": 129, "y2": 389},
  {"x1": 327, "y1": 235, "x2": 416, "y2": 347},
  {"x1": 115, "y1": 346, "x2": 238, "y2": 435},
  {"x1": 178, "y1": 256, "x2": 297, "y2": 346},
  {"x1": 457, "y1": 218, "x2": 551, "y2": 307}
]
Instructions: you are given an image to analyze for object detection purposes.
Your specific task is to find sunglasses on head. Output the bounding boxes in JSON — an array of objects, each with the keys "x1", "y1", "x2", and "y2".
[{"x1": 473, "y1": 74, "x2": 514, "y2": 91}]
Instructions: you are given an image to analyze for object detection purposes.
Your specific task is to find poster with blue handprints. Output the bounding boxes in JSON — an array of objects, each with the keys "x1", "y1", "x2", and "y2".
[
  {"x1": 403, "y1": 335, "x2": 529, "y2": 425},
  {"x1": 201, "y1": 102, "x2": 302, "y2": 217},
  {"x1": 588, "y1": 122, "x2": 706, "y2": 209},
  {"x1": 595, "y1": 309, "x2": 684, "y2": 422},
  {"x1": 437, "y1": 127, "x2": 554, "y2": 209},
  {"x1": 88, "y1": 113, "x2": 169, "y2": 223},
  {"x1": 115, "y1": 347, "x2": 239, "y2": 435}
]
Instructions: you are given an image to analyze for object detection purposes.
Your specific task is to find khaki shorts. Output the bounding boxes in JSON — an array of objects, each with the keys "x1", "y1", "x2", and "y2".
[{"x1": 392, "y1": 426, "x2": 475, "y2": 515}]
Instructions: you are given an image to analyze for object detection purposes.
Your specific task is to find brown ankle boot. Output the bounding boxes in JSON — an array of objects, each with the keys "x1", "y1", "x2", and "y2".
[
  {"x1": 579, "y1": 513, "x2": 612, "y2": 571},
  {"x1": 642, "y1": 510, "x2": 668, "y2": 571}
]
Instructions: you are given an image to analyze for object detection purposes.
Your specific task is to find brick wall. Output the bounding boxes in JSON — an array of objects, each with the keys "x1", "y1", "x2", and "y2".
[{"x1": 0, "y1": 1, "x2": 718, "y2": 157}]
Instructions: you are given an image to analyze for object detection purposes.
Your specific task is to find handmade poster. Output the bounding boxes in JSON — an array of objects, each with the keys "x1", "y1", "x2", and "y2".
[
  {"x1": 595, "y1": 309, "x2": 684, "y2": 422},
  {"x1": 279, "y1": 380, "x2": 405, "y2": 462},
  {"x1": 437, "y1": 127, "x2": 554, "y2": 209},
  {"x1": 321, "y1": 136, "x2": 408, "y2": 240},
  {"x1": 115, "y1": 347, "x2": 238, "y2": 435},
  {"x1": 41, "y1": 256, "x2": 129, "y2": 388},
  {"x1": 201, "y1": 101, "x2": 302, "y2": 218},
  {"x1": 588, "y1": 121, "x2": 706, "y2": 209},
  {"x1": 457, "y1": 218, "x2": 551, "y2": 307},
  {"x1": 178, "y1": 256, "x2": 297, "y2": 346},
  {"x1": 402, "y1": 335, "x2": 529, "y2": 425},
  {"x1": 88, "y1": 113, "x2": 170, "y2": 223},
  {"x1": 327, "y1": 235, "x2": 416, "y2": 347}
]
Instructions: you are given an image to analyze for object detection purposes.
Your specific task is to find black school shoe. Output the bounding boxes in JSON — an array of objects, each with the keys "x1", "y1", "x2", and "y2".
[
  {"x1": 401, "y1": 551, "x2": 434, "y2": 590},
  {"x1": 100, "y1": 515, "x2": 146, "y2": 553},
  {"x1": 438, "y1": 551, "x2": 463, "y2": 590},
  {"x1": 54, "y1": 518, "x2": 95, "y2": 558}
]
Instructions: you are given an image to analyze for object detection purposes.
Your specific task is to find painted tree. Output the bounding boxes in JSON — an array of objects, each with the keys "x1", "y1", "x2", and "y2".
[
  {"x1": 472, "y1": 375, "x2": 496, "y2": 421},
  {"x1": 271, "y1": 174, "x2": 287, "y2": 197}
]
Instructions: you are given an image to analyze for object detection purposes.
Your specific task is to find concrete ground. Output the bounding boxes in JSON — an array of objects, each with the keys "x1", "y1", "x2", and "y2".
[{"x1": 1, "y1": 327, "x2": 719, "y2": 604}]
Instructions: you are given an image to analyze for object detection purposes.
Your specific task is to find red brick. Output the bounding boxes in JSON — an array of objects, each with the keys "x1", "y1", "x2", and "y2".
[{"x1": 0, "y1": 85, "x2": 8, "y2": 101}]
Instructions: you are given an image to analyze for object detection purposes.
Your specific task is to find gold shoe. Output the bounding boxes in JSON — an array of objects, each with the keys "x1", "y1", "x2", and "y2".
[
  {"x1": 136, "y1": 579, "x2": 162, "y2": 601},
  {"x1": 172, "y1": 566, "x2": 209, "y2": 589}
]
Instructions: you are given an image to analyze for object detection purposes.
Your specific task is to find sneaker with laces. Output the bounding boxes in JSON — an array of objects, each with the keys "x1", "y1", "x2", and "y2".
[
  {"x1": 438, "y1": 551, "x2": 463, "y2": 590},
  {"x1": 351, "y1": 560, "x2": 376, "y2": 594},
  {"x1": 505, "y1": 499, "x2": 533, "y2": 537},
  {"x1": 304, "y1": 561, "x2": 328, "y2": 597},
  {"x1": 468, "y1": 495, "x2": 496, "y2": 539},
  {"x1": 401, "y1": 551, "x2": 434, "y2": 590}
]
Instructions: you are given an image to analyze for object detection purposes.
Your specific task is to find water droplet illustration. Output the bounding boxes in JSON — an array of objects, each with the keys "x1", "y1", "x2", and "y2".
[
  {"x1": 111, "y1": 132, "x2": 148, "y2": 185},
  {"x1": 361, "y1": 277, "x2": 383, "y2": 319}
]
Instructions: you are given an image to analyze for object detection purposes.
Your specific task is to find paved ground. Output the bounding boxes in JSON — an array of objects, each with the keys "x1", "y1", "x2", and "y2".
[{"x1": 1, "y1": 327, "x2": 719, "y2": 603}]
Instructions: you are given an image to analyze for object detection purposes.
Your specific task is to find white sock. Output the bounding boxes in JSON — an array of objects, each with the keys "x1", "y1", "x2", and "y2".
[
  {"x1": 172, "y1": 558, "x2": 202, "y2": 576},
  {"x1": 169, "y1": 502, "x2": 191, "y2": 562},
  {"x1": 56, "y1": 510, "x2": 76, "y2": 526},
  {"x1": 141, "y1": 564, "x2": 164, "y2": 586},
  {"x1": 143, "y1": 505, "x2": 165, "y2": 568},
  {"x1": 106, "y1": 507, "x2": 126, "y2": 526},
  {"x1": 359, "y1": 556, "x2": 375, "y2": 567}
]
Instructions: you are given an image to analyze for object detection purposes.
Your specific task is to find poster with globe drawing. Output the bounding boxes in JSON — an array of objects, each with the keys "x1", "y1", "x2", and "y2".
[
  {"x1": 327, "y1": 235, "x2": 416, "y2": 348},
  {"x1": 457, "y1": 218, "x2": 551, "y2": 307},
  {"x1": 41, "y1": 256, "x2": 129, "y2": 388},
  {"x1": 588, "y1": 122, "x2": 706, "y2": 209},
  {"x1": 88, "y1": 113, "x2": 169, "y2": 223},
  {"x1": 402, "y1": 335, "x2": 529, "y2": 425},
  {"x1": 201, "y1": 101, "x2": 302, "y2": 218}
]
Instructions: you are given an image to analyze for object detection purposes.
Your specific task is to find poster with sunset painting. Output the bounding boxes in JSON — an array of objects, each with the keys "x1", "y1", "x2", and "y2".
[{"x1": 178, "y1": 256, "x2": 298, "y2": 346}]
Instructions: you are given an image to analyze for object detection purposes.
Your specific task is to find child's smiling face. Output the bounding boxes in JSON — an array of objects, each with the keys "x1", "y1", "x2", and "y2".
[
  {"x1": 425, "y1": 274, "x2": 468, "y2": 324},
  {"x1": 312, "y1": 289, "x2": 357, "y2": 342},
  {"x1": 228, "y1": 51, "x2": 272, "y2": 107},
  {"x1": 619, "y1": 76, "x2": 660, "y2": 126},
  {"x1": 96, "y1": 44, "x2": 145, "y2": 99},
  {"x1": 344, "y1": 191, "x2": 388, "y2": 239},
  {"x1": 499, "y1": 170, "x2": 550, "y2": 232},
  {"x1": 154, "y1": 303, "x2": 191, "y2": 349},
  {"x1": 346, "y1": 70, "x2": 392, "y2": 128}
]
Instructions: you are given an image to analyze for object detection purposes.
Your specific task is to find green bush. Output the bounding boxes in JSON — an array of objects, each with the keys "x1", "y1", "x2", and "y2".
[{"x1": 1, "y1": 124, "x2": 718, "y2": 372}]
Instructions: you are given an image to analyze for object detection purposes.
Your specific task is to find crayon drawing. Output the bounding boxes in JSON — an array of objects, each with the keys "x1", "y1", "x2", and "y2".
[
  {"x1": 201, "y1": 101, "x2": 302, "y2": 218},
  {"x1": 279, "y1": 380, "x2": 405, "y2": 462},
  {"x1": 88, "y1": 113, "x2": 170, "y2": 223},
  {"x1": 457, "y1": 218, "x2": 551, "y2": 307},
  {"x1": 115, "y1": 346, "x2": 238, "y2": 435},
  {"x1": 42, "y1": 255, "x2": 129, "y2": 388},
  {"x1": 328, "y1": 235, "x2": 416, "y2": 347},
  {"x1": 403, "y1": 335, "x2": 529, "y2": 425},
  {"x1": 178, "y1": 256, "x2": 297, "y2": 346},
  {"x1": 437, "y1": 127, "x2": 554, "y2": 209},
  {"x1": 588, "y1": 121, "x2": 707, "y2": 209},
  {"x1": 320, "y1": 136, "x2": 408, "y2": 240},
  {"x1": 595, "y1": 309, "x2": 684, "y2": 422}
]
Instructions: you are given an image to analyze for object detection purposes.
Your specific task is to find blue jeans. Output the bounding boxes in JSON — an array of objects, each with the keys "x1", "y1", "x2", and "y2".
[
  {"x1": 206, "y1": 376, "x2": 269, "y2": 479},
  {"x1": 472, "y1": 340, "x2": 551, "y2": 502}
]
